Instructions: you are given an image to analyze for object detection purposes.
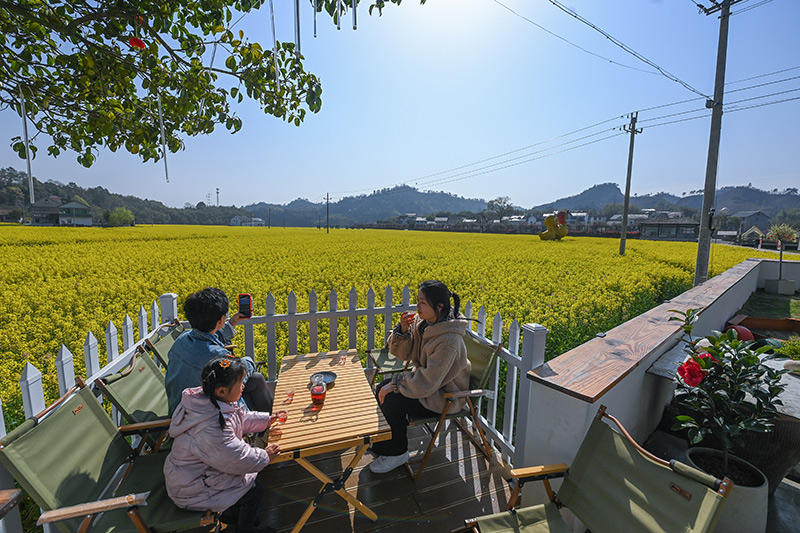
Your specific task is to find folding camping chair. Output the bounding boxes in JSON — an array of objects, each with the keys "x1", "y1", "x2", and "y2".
[
  {"x1": 95, "y1": 347, "x2": 170, "y2": 450},
  {"x1": 0, "y1": 386, "x2": 216, "y2": 532},
  {"x1": 365, "y1": 345, "x2": 413, "y2": 385},
  {"x1": 458, "y1": 406, "x2": 733, "y2": 533},
  {"x1": 406, "y1": 329, "x2": 501, "y2": 479},
  {"x1": 144, "y1": 319, "x2": 185, "y2": 368}
]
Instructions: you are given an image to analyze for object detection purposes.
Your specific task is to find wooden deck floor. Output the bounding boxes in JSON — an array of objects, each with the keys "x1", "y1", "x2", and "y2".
[{"x1": 190, "y1": 422, "x2": 514, "y2": 533}]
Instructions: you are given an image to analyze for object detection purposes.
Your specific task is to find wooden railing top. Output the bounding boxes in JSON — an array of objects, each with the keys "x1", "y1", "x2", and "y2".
[{"x1": 526, "y1": 258, "x2": 762, "y2": 403}]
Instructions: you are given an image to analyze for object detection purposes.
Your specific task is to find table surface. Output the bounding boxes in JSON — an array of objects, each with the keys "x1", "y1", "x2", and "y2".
[{"x1": 270, "y1": 350, "x2": 391, "y2": 463}]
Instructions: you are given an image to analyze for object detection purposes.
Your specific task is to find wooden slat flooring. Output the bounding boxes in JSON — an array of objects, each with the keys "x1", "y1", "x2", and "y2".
[{"x1": 185, "y1": 422, "x2": 513, "y2": 533}]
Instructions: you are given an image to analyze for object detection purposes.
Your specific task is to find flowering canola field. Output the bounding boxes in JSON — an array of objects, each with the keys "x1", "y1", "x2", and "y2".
[{"x1": 0, "y1": 224, "x2": 787, "y2": 427}]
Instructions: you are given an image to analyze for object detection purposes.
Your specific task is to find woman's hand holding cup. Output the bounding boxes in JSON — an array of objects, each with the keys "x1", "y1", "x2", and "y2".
[{"x1": 400, "y1": 311, "x2": 416, "y2": 332}]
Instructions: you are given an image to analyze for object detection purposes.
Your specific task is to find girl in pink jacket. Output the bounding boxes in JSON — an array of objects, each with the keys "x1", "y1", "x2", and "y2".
[{"x1": 164, "y1": 357, "x2": 280, "y2": 533}]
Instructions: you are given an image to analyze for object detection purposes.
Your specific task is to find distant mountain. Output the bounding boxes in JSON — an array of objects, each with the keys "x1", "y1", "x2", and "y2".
[
  {"x1": 245, "y1": 185, "x2": 487, "y2": 227},
  {"x1": 0, "y1": 167, "x2": 252, "y2": 224},
  {"x1": 534, "y1": 183, "x2": 800, "y2": 217},
  {"x1": 533, "y1": 183, "x2": 624, "y2": 211}
]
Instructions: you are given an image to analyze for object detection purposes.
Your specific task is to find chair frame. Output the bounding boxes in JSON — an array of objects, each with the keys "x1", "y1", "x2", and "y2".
[
  {"x1": 460, "y1": 405, "x2": 734, "y2": 532},
  {"x1": 406, "y1": 332, "x2": 502, "y2": 480},
  {"x1": 144, "y1": 318, "x2": 184, "y2": 367}
]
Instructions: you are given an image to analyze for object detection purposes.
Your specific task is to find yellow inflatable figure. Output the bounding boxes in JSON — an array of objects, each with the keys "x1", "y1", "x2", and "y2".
[{"x1": 539, "y1": 211, "x2": 568, "y2": 240}]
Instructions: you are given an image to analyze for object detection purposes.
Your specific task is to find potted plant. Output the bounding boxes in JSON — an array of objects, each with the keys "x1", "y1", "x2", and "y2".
[
  {"x1": 764, "y1": 223, "x2": 797, "y2": 295},
  {"x1": 669, "y1": 308, "x2": 788, "y2": 533}
]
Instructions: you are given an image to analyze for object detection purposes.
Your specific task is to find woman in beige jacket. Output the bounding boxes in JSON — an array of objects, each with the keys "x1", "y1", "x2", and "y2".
[{"x1": 369, "y1": 280, "x2": 471, "y2": 474}]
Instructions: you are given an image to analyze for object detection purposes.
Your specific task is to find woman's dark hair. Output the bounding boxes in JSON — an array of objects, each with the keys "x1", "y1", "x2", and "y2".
[
  {"x1": 418, "y1": 280, "x2": 461, "y2": 323},
  {"x1": 201, "y1": 357, "x2": 247, "y2": 430},
  {"x1": 184, "y1": 287, "x2": 229, "y2": 332}
]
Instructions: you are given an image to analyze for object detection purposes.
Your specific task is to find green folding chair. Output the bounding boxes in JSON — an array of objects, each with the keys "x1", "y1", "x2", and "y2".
[
  {"x1": 95, "y1": 347, "x2": 170, "y2": 450},
  {"x1": 406, "y1": 329, "x2": 501, "y2": 479},
  {"x1": 459, "y1": 406, "x2": 733, "y2": 533},
  {"x1": 144, "y1": 319, "x2": 185, "y2": 368},
  {"x1": 0, "y1": 386, "x2": 216, "y2": 532},
  {"x1": 365, "y1": 346, "x2": 413, "y2": 385}
]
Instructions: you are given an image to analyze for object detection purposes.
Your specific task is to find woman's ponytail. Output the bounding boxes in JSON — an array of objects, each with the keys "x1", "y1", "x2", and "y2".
[{"x1": 451, "y1": 291, "x2": 461, "y2": 319}]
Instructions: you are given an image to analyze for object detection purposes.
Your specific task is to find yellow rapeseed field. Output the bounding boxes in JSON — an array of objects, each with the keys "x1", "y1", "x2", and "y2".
[{"x1": 0, "y1": 224, "x2": 787, "y2": 427}]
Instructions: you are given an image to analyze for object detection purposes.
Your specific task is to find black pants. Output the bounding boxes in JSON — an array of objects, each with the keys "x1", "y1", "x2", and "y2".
[
  {"x1": 371, "y1": 379, "x2": 438, "y2": 456},
  {"x1": 243, "y1": 372, "x2": 273, "y2": 413},
  {"x1": 219, "y1": 479, "x2": 265, "y2": 533}
]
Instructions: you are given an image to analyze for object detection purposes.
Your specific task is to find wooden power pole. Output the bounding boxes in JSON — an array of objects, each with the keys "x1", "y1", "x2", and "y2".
[
  {"x1": 619, "y1": 112, "x2": 641, "y2": 256},
  {"x1": 694, "y1": 0, "x2": 739, "y2": 285}
]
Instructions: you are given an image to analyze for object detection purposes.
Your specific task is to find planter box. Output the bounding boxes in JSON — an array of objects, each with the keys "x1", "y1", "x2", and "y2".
[{"x1": 764, "y1": 278, "x2": 796, "y2": 295}]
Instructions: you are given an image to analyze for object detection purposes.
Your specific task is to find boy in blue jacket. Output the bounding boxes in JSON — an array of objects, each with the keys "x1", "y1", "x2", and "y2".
[{"x1": 165, "y1": 287, "x2": 273, "y2": 416}]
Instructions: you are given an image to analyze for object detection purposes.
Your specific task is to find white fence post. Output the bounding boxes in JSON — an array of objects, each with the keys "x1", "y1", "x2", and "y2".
[
  {"x1": 329, "y1": 289, "x2": 338, "y2": 351},
  {"x1": 309, "y1": 290, "x2": 318, "y2": 354},
  {"x1": 487, "y1": 310, "x2": 501, "y2": 426},
  {"x1": 0, "y1": 400, "x2": 24, "y2": 533},
  {"x1": 348, "y1": 287, "x2": 357, "y2": 349},
  {"x1": 502, "y1": 319, "x2": 520, "y2": 463},
  {"x1": 366, "y1": 288, "x2": 376, "y2": 353},
  {"x1": 150, "y1": 300, "x2": 159, "y2": 331},
  {"x1": 84, "y1": 331, "x2": 100, "y2": 379},
  {"x1": 20, "y1": 362, "x2": 45, "y2": 419},
  {"x1": 383, "y1": 286, "x2": 393, "y2": 344},
  {"x1": 287, "y1": 291, "x2": 297, "y2": 355},
  {"x1": 159, "y1": 293, "x2": 178, "y2": 322},
  {"x1": 122, "y1": 314, "x2": 135, "y2": 350},
  {"x1": 138, "y1": 306, "x2": 148, "y2": 340},
  {"x1": 105, "y1": 321, "x2": 119, "y2": 362},
  {"x1": 514, "y1": 323, "x2": 548, "y2": 468},
  {"x1": 265, "y1": 293, "x2": 277, "y2": 381},
  {"x1": 56, "y1": 345, "x2": 76, "y2": 397}
]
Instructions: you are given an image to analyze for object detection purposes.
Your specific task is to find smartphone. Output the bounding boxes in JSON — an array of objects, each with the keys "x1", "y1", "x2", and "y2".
[{"x1": 238, "y1": 293, "x2": 252, "y2": 318}]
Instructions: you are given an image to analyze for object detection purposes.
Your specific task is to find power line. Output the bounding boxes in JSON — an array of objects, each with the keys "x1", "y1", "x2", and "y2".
[
  {"x1": 726, "y1": 66, "x2": 800, "y2": 86},
  {"x1": 545, "y1": 0, "x2": 709, "y2": 98},
  {"x1": 491, "y1": 0, "x2": 657, "y2": 74},
  {"x1": 732, "y1": 0, "x2": 776, "y2": 16}
]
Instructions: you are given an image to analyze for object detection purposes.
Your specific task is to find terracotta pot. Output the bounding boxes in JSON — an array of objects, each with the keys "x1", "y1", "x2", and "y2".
[{"x1": 685, "y1": 447, "x2": 767, "y2": 533}]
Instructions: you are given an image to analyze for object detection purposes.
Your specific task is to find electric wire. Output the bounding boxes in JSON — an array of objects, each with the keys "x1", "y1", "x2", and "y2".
[
  {"x1": 545, "y1": 0, "x2": 709, "y2": 98},
  {"x1": 491, "y1": 0, "x2": 657, "y2": 74},
  {"x1": 732, "y1": 0, "x2": 775, "y2": 16}
]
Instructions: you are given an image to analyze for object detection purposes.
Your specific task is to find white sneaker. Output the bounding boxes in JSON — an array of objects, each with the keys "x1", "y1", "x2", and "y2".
[{"x1": 368, "y1": 451, "x2": 409, "y2": 474}]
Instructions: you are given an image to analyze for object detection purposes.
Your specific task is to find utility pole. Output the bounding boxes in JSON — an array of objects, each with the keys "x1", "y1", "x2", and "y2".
[
  {"x1": 326, "y1": 193, "x2": 330, "y2": 234},
  {"x1": 694, "y1": 0, "x2": 738, "y2": 286},
  {"x1": 216, "y1": 188, "x2": 219, "y2": 206},
  {"x1": 268, "y1": 207, "x2": 271, "y2": 229},
  {"x1": 19, "y1": 87, "x2": 34, "y2": 204},
  {"x1": 619, "y1": 112, "x2": 641, "y2": 256}
]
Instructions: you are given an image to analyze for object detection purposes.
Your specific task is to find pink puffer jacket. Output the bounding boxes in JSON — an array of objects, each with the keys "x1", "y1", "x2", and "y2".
[{"x1": 164, "y1": 386, "x2": 271, "y2": 512}]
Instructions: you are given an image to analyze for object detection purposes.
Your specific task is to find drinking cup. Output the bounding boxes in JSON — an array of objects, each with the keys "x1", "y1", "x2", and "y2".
[{"x1": 276, "y1": 410, "x2": 288, "y2": 423}]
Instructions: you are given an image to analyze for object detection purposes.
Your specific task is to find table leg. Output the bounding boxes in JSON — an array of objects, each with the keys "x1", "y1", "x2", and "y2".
[{"x1": 292, "y1": 444, "x2": 378, "y2": 531}]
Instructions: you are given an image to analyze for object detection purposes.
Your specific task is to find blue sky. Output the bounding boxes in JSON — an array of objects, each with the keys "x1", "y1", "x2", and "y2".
[{"x1": 1, "y1": 0, "x2": 798, "y2": 209}]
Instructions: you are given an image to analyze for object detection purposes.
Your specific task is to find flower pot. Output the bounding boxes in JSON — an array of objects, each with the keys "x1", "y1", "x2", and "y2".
[{"x1": 685, "y1": 447, "x2": 768, "y2": 533}]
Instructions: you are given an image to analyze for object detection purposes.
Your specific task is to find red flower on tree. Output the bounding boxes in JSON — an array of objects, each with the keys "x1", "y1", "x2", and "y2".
[
  {"x1": 128, "y1": 37, "x2": 146, "y2": 50},
  {"x1": 678, "y1": 359, "x2": 706, "y2": 387}
]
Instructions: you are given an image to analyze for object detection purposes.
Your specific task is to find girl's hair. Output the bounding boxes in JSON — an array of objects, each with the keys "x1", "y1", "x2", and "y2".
[
  {"x1": 419, "y1": 280, "x2": 461, "y2": 323},
  {"x1": 201, "y1": 357, "x2": 247, "y2": 430}
]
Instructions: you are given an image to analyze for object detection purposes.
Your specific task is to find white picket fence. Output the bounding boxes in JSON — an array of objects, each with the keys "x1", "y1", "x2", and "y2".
[{"x1": 0, "y1": 286, "x2": 548, "y2": 533}]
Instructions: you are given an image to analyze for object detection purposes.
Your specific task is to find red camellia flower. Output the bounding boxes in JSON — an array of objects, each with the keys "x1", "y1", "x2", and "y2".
[
  {"x1": 678, "y1": 359, "x2": 706, "y2": 387},
  {"x1": 128, "y1": 37, "x2": 146, "y2": 50}
]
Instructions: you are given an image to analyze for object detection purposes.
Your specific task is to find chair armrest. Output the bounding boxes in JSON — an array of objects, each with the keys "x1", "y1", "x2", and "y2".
[
  {"x1": 118, "y1": 418, "x2": 171, "y2": 436},
  {"x1": 444, "y1": 389, "x2": 489, "y2": 399},
  {"x1": 510, "y1": 463, "x2": 569, "y2": 484},
  {"x1": 37, "y1": 492, "x2": 150, "y2": 525}
]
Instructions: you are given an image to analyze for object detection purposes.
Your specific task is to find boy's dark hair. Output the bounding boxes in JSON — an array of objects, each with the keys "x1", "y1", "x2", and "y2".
[
  {"x1": 419, "y1": 280, "x2": 461, "y2": 323},
  {"x1": 184, "y1": 287, "x2": 229, "y2": 332},
  {"x1": 201, "y1": 357, "x2": 247, "y2": 430}
]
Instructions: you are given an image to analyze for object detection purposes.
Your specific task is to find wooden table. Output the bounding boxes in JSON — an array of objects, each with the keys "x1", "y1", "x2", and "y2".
[{"x1": 269, "y1": 349, "x2": 391, "y2": 532}]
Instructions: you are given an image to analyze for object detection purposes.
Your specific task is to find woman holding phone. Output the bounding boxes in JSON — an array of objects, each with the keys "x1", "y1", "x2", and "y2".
[{"x1": 368, "y1": 280, "x2": 470, "y2": 474}]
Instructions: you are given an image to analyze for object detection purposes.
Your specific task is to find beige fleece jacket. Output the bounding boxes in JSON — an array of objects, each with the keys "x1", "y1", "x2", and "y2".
[{"x1": 388, "y1": 315, "x2": 471, "y2": 413}]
